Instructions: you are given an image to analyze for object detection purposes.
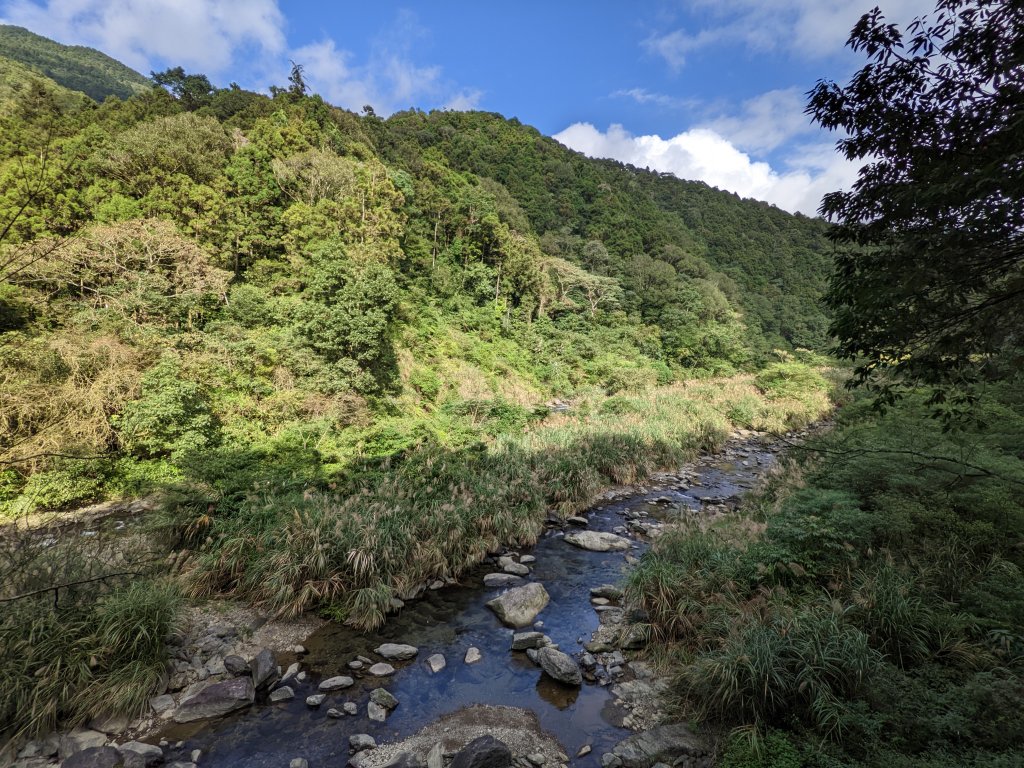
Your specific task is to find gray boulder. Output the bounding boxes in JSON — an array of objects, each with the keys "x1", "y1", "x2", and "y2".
[
  {"x1": 486, "y1": 583, "x2": 550, "y2": 628},
  {"x1": 564, "y1": 531, "x2": 630, "y2": 552},
  {"x1": 319, "y1": 675, "x2": 355, "y2": 691},
  {"x1": 368, "y1": 701, "x2": 388, "y2": 722},
  {"x1": 350, "y1": 734, "x2": 376, "y2": 752},
  {"x1": 117, "y1": 741, "x2": 163, "y2": 768},
  {"x1": 451, "y1": 736, "x2": 512, "y2": 768},
  {"x1": 149, "y1": 694, "x2": 175, "y2": 716},
  {"x1": 59, "y1": 729, "x2": 107, "y2": 760},
  {"x1": 269, "y1": 685, "x2": 295, "y2": 702},
  {"x1": 173, "y1": 677, "x2": 255, "y2": 722},
  {"x1": 426, "y1": 653, "x2": 446, "y2": 673},
  {"x1": 306, "y1": 694, "x2": 326, "y2": 707},
  {"x1": 536, "y1": 647, "x2": 582, "y2": 686},
  {"x1": 62, "y1": 746, "x2": 123, "y2": 768},
  {"x1": 223, "y1": 655, "x2": 249, "y2": 675},
  {"x1": 375, "y1": 643, "x2": 419, "y2": 660},
  {"x1": 250, "y1": 648, "x2": 278, "y2": 690},
  {"x1": 511, "y1": 631, "x2": 547, "y2": 650},
  {"x1": 611, "y1": 724, "x2": 710, "y2": 768},
  {"x1": 368, "y1": 662, "x2": 395, "y2": 676},
  {"x1": 370, "y1": 688, "x2": 399, "y2": 710}
]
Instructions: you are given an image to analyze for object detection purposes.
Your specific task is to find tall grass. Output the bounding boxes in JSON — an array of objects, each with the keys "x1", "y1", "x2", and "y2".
[{"x1": 168, "y1": 370, "x2": 834, "y2": 629}]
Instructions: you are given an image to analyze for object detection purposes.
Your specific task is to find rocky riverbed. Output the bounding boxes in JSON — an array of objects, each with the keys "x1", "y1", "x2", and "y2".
[{"x1": 11, "y1": 426, "x2": 814, "y2": 768}]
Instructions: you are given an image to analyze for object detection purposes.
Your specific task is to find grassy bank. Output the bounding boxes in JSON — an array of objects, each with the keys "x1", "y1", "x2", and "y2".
[
  {"x1": 167, "y1": 365, "x2": 833, "y2": 631},
  {"x1": 628, "y1": 382, "x2": 1024, "y2": 767}
]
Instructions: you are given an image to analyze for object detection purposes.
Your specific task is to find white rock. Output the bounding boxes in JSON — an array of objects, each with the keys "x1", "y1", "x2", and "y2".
[
  {"x1": 464, "y1": 647, "x2": 482, "y2": 664},
  {"x1": 426, "y1": 653, "x2": 446, "y2": 673},
  {"x1": 319, "y1": 676, "x2": 355, "y2": 691}
]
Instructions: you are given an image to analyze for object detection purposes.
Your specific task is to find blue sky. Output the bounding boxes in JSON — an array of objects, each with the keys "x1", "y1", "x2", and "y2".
[{"x1": 1, "y1": 0, "x2": 935, "y2": 214}]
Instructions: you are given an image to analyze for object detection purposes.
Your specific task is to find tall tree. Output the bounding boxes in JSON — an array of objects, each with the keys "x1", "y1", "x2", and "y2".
[{"x1": 807, "y1": 0, "x2": 1024, "y2": 410}]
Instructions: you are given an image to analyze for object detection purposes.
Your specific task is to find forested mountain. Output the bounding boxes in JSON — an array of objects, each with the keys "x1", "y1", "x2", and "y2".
[{"x1": 0, "y1": 25, "x2": 151, "y2": 102}]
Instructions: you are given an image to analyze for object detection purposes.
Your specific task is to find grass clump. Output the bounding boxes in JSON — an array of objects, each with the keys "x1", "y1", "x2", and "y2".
[{"x1": 627, "y1": 382, "x2": 1024, "y2": 766}]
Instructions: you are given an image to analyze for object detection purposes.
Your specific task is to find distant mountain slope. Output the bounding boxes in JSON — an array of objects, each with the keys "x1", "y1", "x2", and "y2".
[
  {"x1": 0, "y1": 52, "x2": 91, "y2": 113},
  {"x1": 380, "y1": 110, "x2": 832, "y2": 352},
  {"x1": 0, "y1": 25, "x2": 151, "y2": 102}
]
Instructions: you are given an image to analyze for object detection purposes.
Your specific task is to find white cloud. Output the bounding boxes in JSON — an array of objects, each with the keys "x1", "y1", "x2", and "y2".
[
  {"x1": 645, "y1": 0, "x2": 936, "y2": 69},
  {"x1": 1, "y1": 0, "x2": 285, "y2": 75},
  {"x1": 553, "y1": 122, "x2": 858, "y2": 216},
  {"x1": 700, "y1": 87, "x2": 813, "y2": 153},
  {"x1": 611, "y1": 87, "x2": 693, "y2": 109}
]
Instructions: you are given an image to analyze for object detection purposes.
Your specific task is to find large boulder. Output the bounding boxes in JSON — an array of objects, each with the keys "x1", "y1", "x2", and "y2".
[
  {"x1": 536, "y1": 647, "x2": 582, "y2": 686},
  {"x1": 250, "y1": 648, "x2": 278, "y2": 690},
  {"x1": 375, "y1": 643, "x2": 419, "y2": 660},
  {"x1": 486, "y1": 583, "x2": 549, "y2": 628},
  {"x1": 610, "y1": 724, "x2": 710, "y2": 768},
  {"x1": 117, "y1": 741, "x2": 163, "y2": 768},
  {"x1": 370, "y1": 688, "x2": 399, "y2": 710},
  {"x1": 450, "y1": 736, "x2": 512, "y2": 768},
  {"x1": 173, "y1": 677, "x2": 255, "y2": 723},
  {"x1": 564, "y1": 531, "x2": 631, "y2": 552},
  {"x1": 62, "y1": 746, "x2": 123, "y2": 768},
  {"x1": 59, "y1": 729, "x2": 108, "y2": 760}
]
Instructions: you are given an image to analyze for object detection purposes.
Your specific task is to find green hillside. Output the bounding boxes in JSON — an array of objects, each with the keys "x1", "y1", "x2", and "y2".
[
  {"x1": 0, "y1": 24, "x2": 151, "y2": 102},
  {"x1": 0, "y1": 52, "x2": 91, "y2": 113}
]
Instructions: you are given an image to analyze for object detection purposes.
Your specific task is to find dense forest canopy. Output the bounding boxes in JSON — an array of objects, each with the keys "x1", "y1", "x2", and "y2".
[{"x1": 0, "y1": 56, "x2": 834, "y2": 517}]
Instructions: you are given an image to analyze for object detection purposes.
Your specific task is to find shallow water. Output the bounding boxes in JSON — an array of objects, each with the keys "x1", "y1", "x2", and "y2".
[{"x1": 156, "y1": 440, "x2": 782, "y2": 768}]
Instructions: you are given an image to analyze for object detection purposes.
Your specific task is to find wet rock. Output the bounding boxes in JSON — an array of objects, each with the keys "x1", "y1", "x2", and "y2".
[
  {"x1": 451, "y1": 735, "x2": 512, "y2": 768},
  {"x1": 191, "y1": 750, "x2": 202, "y2": 763},
  {"x1": 564, "y1": 531, "x2": 630, "y2": 552},
  {"x1": 465, "y1": 646, "x2": 482, "y2": 664},
  {"x1": 344, "y1": 702, "x2": 359, "y2": 715},
  {"x1": 483, "y1": 573, "x2": 524, "y2": 588},
  {"x1": 525, "y1": 648, "x2": 539, "y2": 664},
  {"x1": 486, "y1": 582, "x2": 550, "y2": 628},
  {"x1": 306, "y1": 694, "x2": 326, "y2": 707},
  {"x1": 62, "y1": 746, "x2": 123, "y2": 768},
  {"x1": 427, "y1": 653, "x2": 446, "y2": 673},
  {"x1": 269, "y1": 685, "x2": 295, "y2": 703},
  {"x1": 375, "y1": 643, "x2": 419, "y2": 660},
  {"x1": 368, "y1": 662, "x2": 395, "y2": 676},
  {"x1": 567, "y1": 516, "x2": 588, "y2": 526},
  {"x1": 580, "y1": 653, "x2": 597, "y2": 669},
  {"x1": 173, "y1": 677, "x2": 255, "y2": 723},
  {"x1": 349, "y1": 753, "x2": 370, "y2": 768},
  {"x1": 610, "y1": 724, "x2": 709, "y2": 768},
  {"x1": 319, "y1": 675, "x2": 355, "y2": 691},
  {"x1": 578, "y1": 746, "x2": 592, "y2": 757},
  {"x1": 502, "y1": 562, "x2": 530, "y2": 576},
  {"x1": 348, "y1": 660, "x2": 364, "y2": 670},
  {"x1": 350, "y1": 734, "x2": 377, "y2": 752},
  {"x1": 117, "y1": 741, "x2": 163, "y2": 767},
  {"x1": 510, "y1": 631, "x2": 547, "y2": 650},
  {"x1": 59, "y1": 729, "x2": 107, "y2": 759},
  {"x1": 281, "y1": 661, "x2": 301, "y2": 682},
  {"x1": 250, "y1": 648, "x2": 278, "y2": 690},
  {"x1": 290, "y1": 760, "x2": 309, "y2": 768},
  {"x1": 536, "y1": 647, "x2": 582, "y2": 686},
  {"x1": 618, "y1": 625, "x2": 648, "y2": 650},
  {"x1": 591, "y1": 597, "x2": 610, "y2": 606},
  {"x1": 429, "y1": 579, "x2": 446, "y2": 590},
  {"x1": 368, "y1": 702, "x2": 387, "y2": 722},
  {"x1": 326, "y1": 708, "x2": 345, "y2": 719},
  {"x1": 370, "y1": 688, "x2": 399, "y2": 710},
  {"x1": 519, "y1": 555, "x2": 536, "y2": 564}
]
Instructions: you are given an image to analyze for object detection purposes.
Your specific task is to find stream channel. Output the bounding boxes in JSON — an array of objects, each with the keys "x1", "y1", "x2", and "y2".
[{"x1": 154, "y1": 434, "x2": 788, "y2": 768}]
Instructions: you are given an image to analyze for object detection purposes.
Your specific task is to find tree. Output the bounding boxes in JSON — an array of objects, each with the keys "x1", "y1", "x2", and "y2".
[
  {"x1": 807, "y1": 0, "x2": 1024, "y2": 410},
  {"x1": 151, "y1": 66, "x2": 214, "y2": 110}
]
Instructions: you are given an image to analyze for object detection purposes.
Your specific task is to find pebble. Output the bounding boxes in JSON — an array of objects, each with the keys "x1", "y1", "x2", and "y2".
[
  {"x1": 464, "y1": 647, "x2": 482, "y2": 664},
  {"x1": 327, "y1": 708, "x2": 344, "y2": 719},
  {"x1": 427, "y1": 653, "x2": 446, "y2": 673},
  {"x1": 577, "y1": 746, "x2": 592, "y2": 757},
  {"x1": 368, "y1": 663, "x2": 395, "y2": 677},
  {"x1": 306, "y1": 694, "x2": 326, "y2": 707},
  {"x1": 344, "y1": 702, "x2": 358, "y2": 715}
]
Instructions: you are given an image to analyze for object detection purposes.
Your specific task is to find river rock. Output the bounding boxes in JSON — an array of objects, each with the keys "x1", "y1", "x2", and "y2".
[
  {"x1": 465, "y1": 646, "x2": 482, "y2": 663},
  {"x1": 59, "y1": 729, "x2": 107, "y2": 760},
  {"x1": 502, "y1": 562, "x2": 530, "y2": 576},
  {"x1": 269, "y1": 685, "x2": 295, "y2": 703},
  {"x1": 62, "y1": 746, "x2": 123, "y2": 768},
  {"x1": 427, "y1": 653, "x2": 446, "y2": 673},
  {"x1": 610, "y1": 724, "x2": 710, "y2": 768},
  {"x1": 350, "y1": 734, "x2": 377, "y2": 752},
  {"x1": 319, "y1": 675, "x2": 355, "y2": 691},
  {"x1": 173, "y1": 677, "x2": 255, "y2": 722},
  {"x1": 536, "y1": 647, "x2": 582, "y2": 686},
  {"x1": 520, "y1": 555, "x2": 536, "y2": 564},
  {"x1": 511, "y1": 631, "x2": 547, "y2": 650},
  {"x1": 290, "y1": 760, "x2": 309, "y2": 768},
  {"x1": 369, "y1": 662, "x2": 395, "y2": 676},
  {"x1": 368, "y1": 701, "x2": 388, "y2": 722},
  {"x1": 451, "y1": 735, "x2": 512, "y2": 768},
  {"x1": 483, "y1": 573, "x2": 524, "y2": 588},
  {"x1": 327, "y1": 708, "x2": 344, "y2": 719},
  {"x1": 428, "y1": 743, "x2": 445, "y2": 768},
  {"x1": 149, "y1": 694, "x2": 175, "y2": 716},
  {"x1": 386, "y1": 753, "x2": 426, "y2": 768},
  {"x1": 370, "y1": 688, "x2": 399, "y2": 710},
  {"x1": 281, "y1": 661, "x2": 301, "y2": 682},
  {"x1": 223, "y1": 654, "x2": 249, "y2": 675},
  {"x1": 250, "y1": 648, "x2": 278, "y2": 690},
  {"x1": 306, "y1": 694, "x2": 326, "y2": 707},
  {"x1": 564, "y1": 531, "x2": 630, "y2": 552},
  {"x1": 375, "y1": 643, "x2": 419, "y2": 660},
  {"x1": 486, "y1": 583, "x2": 549, "y2": 627},
  {"x1": 344, "y1": 702, "x2": 359, "y2": 715},
  {"x1": 117, "y1": 741, "x2": 163, "y2": 767}
]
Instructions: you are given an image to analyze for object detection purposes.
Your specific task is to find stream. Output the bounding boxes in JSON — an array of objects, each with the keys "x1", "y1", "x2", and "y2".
[{"x1": 153, "y1": 434, "x2": 789, "y2": 768}]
